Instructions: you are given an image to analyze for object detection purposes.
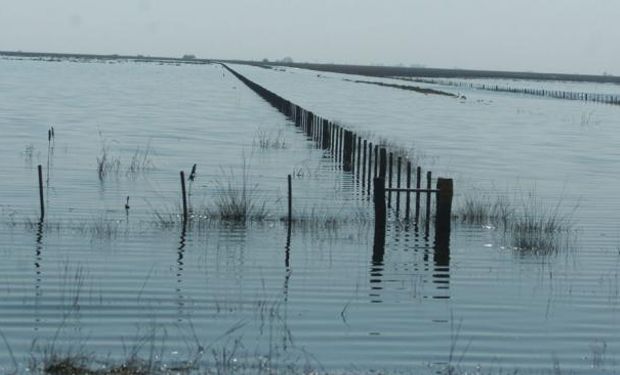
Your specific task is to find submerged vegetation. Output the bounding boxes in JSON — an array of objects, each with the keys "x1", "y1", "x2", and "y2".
[
  {"x1": 253, "y1": 128, "x2": 287, "y2": 150},
  {"x1": 20, "y1": 216, "x2": 122, "y2": 240},
  {"x1": 454, "y1": 190, "x2": 576, "y2": 254},
  {"x1": 21, "y1": 296, "x2": 321, "y2": 375},
  {"x1": 207, "y1": 161, "x2": 269, "y2": 222},
  {"x1": 97, "y1": 135, "x2": 155, "y2": 180}
]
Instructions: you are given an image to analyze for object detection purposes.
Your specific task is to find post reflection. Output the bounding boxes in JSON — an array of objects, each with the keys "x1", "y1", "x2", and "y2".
[
  {"x1": 282, "y1": 224, "x2": 292, "y2": 351},
  {"x1": 370, "y1": 226, "x2": 385, "y2": 303},
  {"x1": 432, "y1": 225, "x2": 451, "y2": 299},
  {"x1": 34, "y1": 218, "x2": 44, "y2": 332},
  {"x1": 283, "y1": 224, "x2": 292, "y2": 303},
  {"x1": 176, "y1": 223, "x2": 186, "y2": 322},
  {"x1": 369, "y1": 220, "x2": 451, "y2": 303}
]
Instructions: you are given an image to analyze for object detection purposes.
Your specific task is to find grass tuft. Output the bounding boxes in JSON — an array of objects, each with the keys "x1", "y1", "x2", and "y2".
[
  {"x1": 97, "y1": 134, "x2": 155, "y2": 180},
  {"x1": 509, "y1": 193, "x2": 574, "y2": 254},
  {"x1": 126, "y1": 143, "x2": 155, "y2": 177},
  {"x1": 206, "y1": 160, "x2": 269, "y2": 222},
  {"x1": 455, "y1": 193, "x2": 513, "y2": 227},
  {"x1": 455, "y1": 190, "x2": 576, "y2": 254},
  {"x1": 96, "y1": 142, "x2": 121, "y2": 180},
  {"x1": 253, "y1": 128, "x2": 287, "y2": 150}
]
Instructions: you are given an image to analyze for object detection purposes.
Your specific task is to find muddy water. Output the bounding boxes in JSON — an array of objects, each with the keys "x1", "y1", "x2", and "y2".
[{"x1": 1, "y1": 57, "x2": 620, "y2": 374}]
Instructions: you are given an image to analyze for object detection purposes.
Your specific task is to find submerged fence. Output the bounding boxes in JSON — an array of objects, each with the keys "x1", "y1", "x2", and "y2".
[
  {"x1": 473, "y1": 84, "x2": 620, "y2": 105},
  {"x1": 222, "y1": 64, "x2": 453, "y2": 245},
  {"x1": 402, "y1": 77, "x2": 620, "y2": 106}
]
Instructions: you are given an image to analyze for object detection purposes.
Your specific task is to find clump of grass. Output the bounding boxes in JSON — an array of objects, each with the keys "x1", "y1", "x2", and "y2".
[
  {"x1": 206, "y1": 159, "x2": 269, "y2": 223},
  {"x1": 126, "y1": 143, "x2": 155, "y2": 177},
  {"x1": 509, "y1": 194, "x2": 574, "y2": 254},
  {"x1": 208, "y1": 183, "x2": 268, "y2": 222},
  {"x1": 455, "y1": 190, "x2": 576, "y2": 254},
  {"x1": 97, "y1": 134, "x2": 155, "y2": 180},
  {"x1": 96, "y1": 142, "x2": 121, "y2": 180},
  {"x1": 455, "y1": 193, "x2": 513, "y2": 227},
  {"x1": 30, "y1": 344, "x2": 182, "y2": 375},
  {"x1": 253, "y1": 128, "x2": 287, "y2": 150},
  {"x1": 28, "y1": 322, "x2": 202, "y2": 375},
  {"x1": 37, "y1": 353, "x2": 95, "y2": 375}
]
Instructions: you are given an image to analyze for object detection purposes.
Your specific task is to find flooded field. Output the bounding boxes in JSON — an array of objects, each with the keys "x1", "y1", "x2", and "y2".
[{"x1": 1, "y1": 56, "x2": 620, "y2": 374}]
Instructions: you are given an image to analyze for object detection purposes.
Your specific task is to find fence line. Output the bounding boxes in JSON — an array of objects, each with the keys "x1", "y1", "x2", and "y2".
[
  {"x1": 402, "y1": 77, "x2": 620, "y2": 106},
  {"x1": 222, "y1": 64, "x2": 450, "y2": 230}
]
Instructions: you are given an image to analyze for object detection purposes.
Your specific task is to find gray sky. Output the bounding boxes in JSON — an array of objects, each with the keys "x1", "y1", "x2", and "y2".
[{"x1": 1, "y1": 0, "x2": 619, "y2": 75}]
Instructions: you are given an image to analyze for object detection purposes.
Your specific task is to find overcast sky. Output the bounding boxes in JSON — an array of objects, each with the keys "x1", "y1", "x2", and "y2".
[{"x1": 1, "y1": 0, "x2": 619, "y2": 75}]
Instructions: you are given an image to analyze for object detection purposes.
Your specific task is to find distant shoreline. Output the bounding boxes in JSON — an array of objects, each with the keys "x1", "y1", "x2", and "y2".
[{"x1": 2, "y1": 50, "x2": 619, "y2": 84}]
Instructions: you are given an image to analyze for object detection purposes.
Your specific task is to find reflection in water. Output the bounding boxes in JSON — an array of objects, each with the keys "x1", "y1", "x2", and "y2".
[
  {"x1": 282, "y1": 225, "x2": 292, "y2": 351},
  {"x1": 433, "y1": 225, "x2": 451, "y2": 299},
  {"x1": 369, "y1": 261, "x2": 384, "y2": 304},
  {"x1": 370, "y1": 221, "x2": 451, "y2": 303},
  {"x1": 34, "y1": 218, "x2": 44, "y2": 332},
  {"x1": 285, "y1": 224, "x2": 291, "y2": 270},
  {"x1": 176, "y1": 223, "x2": 187, "y2": 322},
  {"x1": 370, "y1": 224, "x2": 385, "y2": 304}
]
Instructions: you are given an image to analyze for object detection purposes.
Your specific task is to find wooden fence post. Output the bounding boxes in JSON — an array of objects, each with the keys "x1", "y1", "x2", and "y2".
[
  {"x1": 415, "y1": 166, "x2": 421, "y2": 222},
  {"x1": 38, "y1": 164, "x2": 45, "y2": 220},
  {"x1": 425, "y1": 171, "x2": 432, "y2": 233},
  {"x1": 373, "y1": 177, "x2": 386, "y2": 256},
  {"x1": 388, "y1": 152, "x2": 393, "y2": 207},
  {"x1": 435, "y1": 178, "x2": 453, "y2": 236},
  {"x1": 343, "y1": 130, "x2": 353, "y2": 171},
  {"x1": 362, "y1": 140, "x2": 367, "y2": 188},
  {"x1": 367, "y1": 142, "x2": 373, "y2": 195},
  {"x1": 405, "y1": 161, "x2": 411, "y2": 220},
  {"x1": 379, "y1": 148, "x2": 387, "y2": 179},
  {"x1": 322, "y1": 119, "x2": 330, "y2": 149},
  {"x1": 374, "y1": 145, "x2": 379, "y2": 178},
  {"x1": 396, "y1": 156, "x2": 402, "y2": 215},
  {"x1": 306, "y1": 112, "x2": 313, "y2": 137},
  {"x1": 356, "y1": 137, "x2": 362, "y2": 178},
  {"x1": 180, "y1": 171, "x2": 188, "y2": 223}
]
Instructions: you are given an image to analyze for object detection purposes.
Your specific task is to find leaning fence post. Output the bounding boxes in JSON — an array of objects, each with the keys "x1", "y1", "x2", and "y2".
[
  {"x1": 38, "y1": 164, "x2": 45, "y2": 220},
  {"x1": 379, "y1": 148, "x2": 387, "y2": 179},
  {"x1": 435, "y1": 178, "x2": 453, "y2": 236},
  {"x1": 180, "y1": 171, "x2": 188, "y2": 223},
  {"x1": 373, "y1": 177, "x2": 386, "y2": 254}
]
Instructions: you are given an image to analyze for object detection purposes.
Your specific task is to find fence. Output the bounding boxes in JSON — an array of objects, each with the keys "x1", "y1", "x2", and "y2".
[
  {"x1": 222, "y1": 64, "x2": 453, "y2": 248},
  {"x1": 402, "y1": 77, "x2": 620, "y2": 106}
]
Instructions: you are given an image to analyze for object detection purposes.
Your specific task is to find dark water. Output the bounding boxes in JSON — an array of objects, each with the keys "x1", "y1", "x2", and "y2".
[{"x1": 1, "y1": 57, "x2": 620, "y2": 374}]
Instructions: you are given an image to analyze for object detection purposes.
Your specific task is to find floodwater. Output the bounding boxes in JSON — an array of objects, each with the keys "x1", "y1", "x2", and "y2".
[{"x1": 1, "y1": 56, "x2": 620, "y2": 374}]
